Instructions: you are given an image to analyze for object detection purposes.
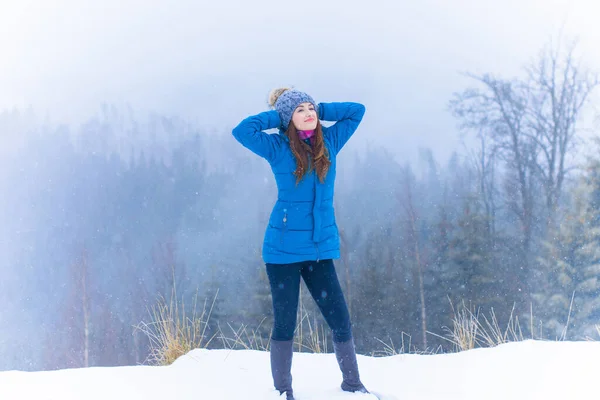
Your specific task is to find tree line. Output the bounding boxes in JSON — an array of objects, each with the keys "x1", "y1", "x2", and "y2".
[{"x1": 0, "y1": 40, "x2": 598, "y2": 371}]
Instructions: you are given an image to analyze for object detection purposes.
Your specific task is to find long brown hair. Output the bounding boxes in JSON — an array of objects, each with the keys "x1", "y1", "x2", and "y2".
[{"x1": 286, "y1": 120, "x2": 331, "y2": 185}]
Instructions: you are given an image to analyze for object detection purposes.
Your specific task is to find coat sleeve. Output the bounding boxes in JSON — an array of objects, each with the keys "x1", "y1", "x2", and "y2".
[
  {"x1": 318, "y1": 102, "x2": 366, "y2": 155},
  {"x1": 232, "y1": 110, "x2": 283, "y2": 163}
]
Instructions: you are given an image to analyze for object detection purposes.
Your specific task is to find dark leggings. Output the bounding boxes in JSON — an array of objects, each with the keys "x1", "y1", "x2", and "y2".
[{"x1": 266, "y1": 259, "x2": 352, "y2": 343}]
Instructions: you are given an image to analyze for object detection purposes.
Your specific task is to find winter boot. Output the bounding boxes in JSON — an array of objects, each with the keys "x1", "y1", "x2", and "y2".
[
  {"x1": 270, "y1": 339, "x2": 295, "y2": 400},
  {"x1": 333, "y1": 337, "x2": 369, "y2": 393}
]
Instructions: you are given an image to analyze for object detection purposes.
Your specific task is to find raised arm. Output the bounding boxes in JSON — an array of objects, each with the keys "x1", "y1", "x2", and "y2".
[
  {"x1": 318, "y1": 102, "x2": 366, "y2": 155},
  {"x1": 232, "y1": 110, "x2": 283, "y2": 163}
]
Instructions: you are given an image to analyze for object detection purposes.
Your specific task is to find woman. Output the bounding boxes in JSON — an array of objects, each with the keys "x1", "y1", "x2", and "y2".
[{"x1": 232, "y1": 87, "x2": 368, "y2": 399}]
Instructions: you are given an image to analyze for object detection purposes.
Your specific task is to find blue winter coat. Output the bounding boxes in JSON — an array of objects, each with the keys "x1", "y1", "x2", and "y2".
[{"x1": 232, "y1": 102, "x2": 366, "y2": 264}]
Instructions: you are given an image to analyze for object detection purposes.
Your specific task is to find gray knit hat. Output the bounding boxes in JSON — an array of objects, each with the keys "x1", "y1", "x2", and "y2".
[{"x1": 269, "y1": 88, "x2": 318, "y2": 131}]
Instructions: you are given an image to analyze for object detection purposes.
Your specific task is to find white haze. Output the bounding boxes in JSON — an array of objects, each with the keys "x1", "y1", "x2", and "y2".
[{"x1": 1, "y1": 0, "x2": 599, "y2": 164}]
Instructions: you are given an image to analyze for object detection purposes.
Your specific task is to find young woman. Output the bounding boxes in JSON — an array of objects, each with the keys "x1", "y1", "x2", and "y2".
[{"x1": 232, "y1": 88, "x2": 368, "y2": 399}]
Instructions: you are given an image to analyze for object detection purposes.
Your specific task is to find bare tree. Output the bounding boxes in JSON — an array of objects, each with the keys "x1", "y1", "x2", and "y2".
[
  {"x1": 120, "y1": 244, "x2": 151, "y2": 365},
  {"x1": 449, "y1": 40, "x2": 598, "y2": 299},
  {"x1": 450, "y1": 73, "x2": 536, "y2": 256},
  {"x1": 465, "y1": 130, "x2": 499, "y2": 242},
  {"x1": 151, "y1": 236, "x2": 187, "y2": 300},
  {"x1": 65, "y1": 246, "x2": 91, "y2": 368},
  {"x1": 524, "y1": 41, "x2": 599, "y2": 226}
]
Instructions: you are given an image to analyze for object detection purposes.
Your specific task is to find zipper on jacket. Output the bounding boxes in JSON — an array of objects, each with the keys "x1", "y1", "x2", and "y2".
[
  {"x1": 282, "y1": 209, "x2": 288, "y2": 245},
  {"x1": 312, "y1": 168, "x2": 320, "y2": 262}
]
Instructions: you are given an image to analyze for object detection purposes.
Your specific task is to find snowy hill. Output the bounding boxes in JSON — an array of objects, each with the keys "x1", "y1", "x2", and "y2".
[{"x1": 0, "y1": 340, "x2": 598, "y2": 400}]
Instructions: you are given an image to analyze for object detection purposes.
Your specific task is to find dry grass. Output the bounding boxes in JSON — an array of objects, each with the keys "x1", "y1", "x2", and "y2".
[
  {"x1": 216, "y1": 310, "x2": 327, "y2": 354},
  {"x1": 476, "y1": 304, "x2": 526, "y2": 347},
  {"x1": 426, "y1": 300, "x2": 529, "y2": 352},
  {"x1": 296, "y1": 308, "x2": 328, "y2": 353},
  {"x1": 372, "y1": 332, "x2": 441, "y2": 356},
  {"x1": 295, "y1": 287, "x2": 328, "y2": 354},
  {"x1": 215, "y1": 289, "x2": 328, "y2": 354},
  {"x1": 217, "y1": 319, "x2": 270, "y2": 351},
  {"x1": 140, "y1": 284, "x2": 590, "y2": 362},
  {"x1": 134, "y1": 289, "x2": 218, "y2": 366},
  {"x1": 445, "y1": 302, "x2": 479, "y2": 351}
]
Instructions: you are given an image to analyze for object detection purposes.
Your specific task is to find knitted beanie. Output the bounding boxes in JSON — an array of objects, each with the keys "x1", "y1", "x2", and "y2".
[{"x1": 268, "y1": 88, "x2": 318, "y2": 131}]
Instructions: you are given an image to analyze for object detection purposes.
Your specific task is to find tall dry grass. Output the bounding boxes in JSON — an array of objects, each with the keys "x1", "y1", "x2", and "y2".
[{"x1": 135, "y1": 289, "x2": 218, "y2": 366}]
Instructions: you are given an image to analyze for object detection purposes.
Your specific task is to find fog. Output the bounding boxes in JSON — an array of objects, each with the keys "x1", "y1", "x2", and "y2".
[
  {"x1": 2, "y1": 0, "x2": 599, "y2": 162},
  {"x1": 1, "y1": 0, "x2": 600, "y2": 371}
]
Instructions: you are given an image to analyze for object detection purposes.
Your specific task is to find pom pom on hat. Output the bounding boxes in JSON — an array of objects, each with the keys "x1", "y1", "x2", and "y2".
[{"x1": 268, "y1": 87, "x2": 292, "y2": 109}]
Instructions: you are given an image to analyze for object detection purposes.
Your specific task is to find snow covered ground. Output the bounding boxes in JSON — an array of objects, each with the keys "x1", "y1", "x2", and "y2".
[{"x1": 0, "y1": 340, "x2": 598, "y2": 400}]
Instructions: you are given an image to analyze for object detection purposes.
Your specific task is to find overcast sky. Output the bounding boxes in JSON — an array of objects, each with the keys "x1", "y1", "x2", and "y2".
[{"x1": 1, "y1": 0, "x2": 599, "y2": 163}]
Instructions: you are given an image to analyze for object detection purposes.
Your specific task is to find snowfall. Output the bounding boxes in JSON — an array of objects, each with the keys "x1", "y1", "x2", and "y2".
[{"x1": 0, "y1": 340, "x2": 598, "y2": 400}]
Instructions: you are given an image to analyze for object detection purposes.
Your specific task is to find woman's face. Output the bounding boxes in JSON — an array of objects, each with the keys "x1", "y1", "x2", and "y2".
[{"x1": 291, "y1": 102, "x2": 318, "y2": 131}]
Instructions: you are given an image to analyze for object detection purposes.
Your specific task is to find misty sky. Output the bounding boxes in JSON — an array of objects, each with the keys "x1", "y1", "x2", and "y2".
[{"x1": 1, "y1": 0, "x2": 599, "y2": 164}]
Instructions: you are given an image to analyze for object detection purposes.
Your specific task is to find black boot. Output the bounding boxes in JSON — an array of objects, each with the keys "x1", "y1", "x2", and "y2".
[
  {"x1": 270, "y1": 339, "x2": 295, "y2": 399},
  {"x1": 333, "y1": 338, "x2": 369, "y2": 393}
]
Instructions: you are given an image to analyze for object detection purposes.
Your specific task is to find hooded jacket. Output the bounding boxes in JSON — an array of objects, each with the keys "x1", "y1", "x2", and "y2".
[{"x1": 232, "y1": 102, "x2": 365, "y2": 264}]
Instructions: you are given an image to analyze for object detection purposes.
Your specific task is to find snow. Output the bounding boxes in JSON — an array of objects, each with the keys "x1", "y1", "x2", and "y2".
[{"x1": 1, "y1": 340, "x2": 598, "y2": 399}]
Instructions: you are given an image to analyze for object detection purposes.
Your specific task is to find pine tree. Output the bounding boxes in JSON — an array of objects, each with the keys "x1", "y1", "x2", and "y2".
[
  {"x1": 425, "y1": 198, "x2": 456, "y2": 343},
  {"x1": 534, "y1": 155, "x2": 600, "y2": 339},
  {"x1": 447, "y1": 195, "x2": 500, "y2": 313}
]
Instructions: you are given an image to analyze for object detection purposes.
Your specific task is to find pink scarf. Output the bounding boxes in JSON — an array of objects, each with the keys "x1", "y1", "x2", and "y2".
[{"x1": 298, "y1": 130, "x2": 315, "y2": 140}]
